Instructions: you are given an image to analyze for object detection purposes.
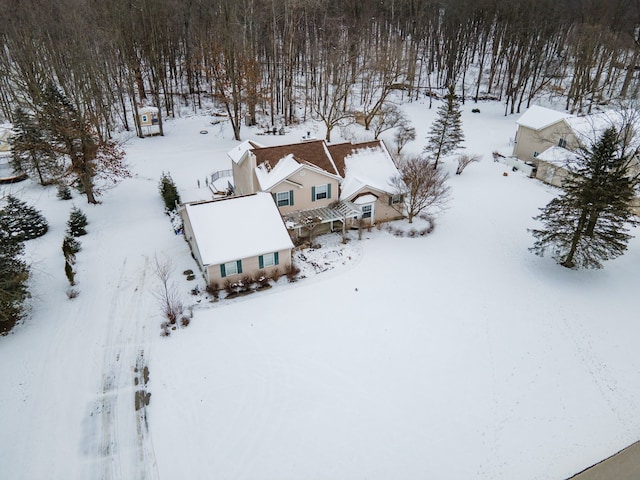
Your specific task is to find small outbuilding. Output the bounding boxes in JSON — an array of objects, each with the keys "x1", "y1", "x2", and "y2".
[
  {"x1": 179, "y1": 192, "x2": 294, "y2": 286},
  {"x1": 137, "y1": 106, "x2": 160, "y2": 136}
]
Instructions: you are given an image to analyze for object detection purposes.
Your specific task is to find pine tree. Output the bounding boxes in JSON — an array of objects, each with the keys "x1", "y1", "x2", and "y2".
[
  {"x1": 67, "y1": 207, "x2": 88, "y2": 237},
  {"x1": 56, "y1": 183, "x2": 72, "y2": 200},
  {"x1": 159, "y1": 172, "x2": 181, "y2": 212},
  {"x1": 530, "y1": 127, "x2": 639, "y2": 269},
  {"x1": 11, "y1": 107, "x2": 61, "y2": 185},
  {"x1": 0, "y1": 228, "x2": 29, "y2": 334},
  {"x1": 0, "y1": 195, "x2": 49, "y2": 241},
  {"x1": 425, "y1": 85, "x2": 464, "y2": 168}
]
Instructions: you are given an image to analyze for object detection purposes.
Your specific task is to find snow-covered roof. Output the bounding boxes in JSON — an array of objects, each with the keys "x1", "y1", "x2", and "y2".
[
  {"x1": 516, "y1": 105, "x2": 574, "y2": 131},
  {"x1": 228, "y1": 140, "x2": 264, "y2": 165},
  {"x1": 536, "y1": 146, "x2": 578, "y2": 168},
  {"x1": 352, "y1": 194, "x2": 378, "y2": 205},
  {"x1": 255, "y1": 154, "x2": 303, "y2": 191},
  {"x1": 138, "y1": 106, "x2": 158, "y2": 114},
  {"x1": 183, "y1": 193, "x2": 293, "y2": 266},
  {"x1": 565, "y1": 110, "x2": 640, "y2": 151},
  {"x1": 337, "y1": 142, "x2": 401, "y2": 200}
]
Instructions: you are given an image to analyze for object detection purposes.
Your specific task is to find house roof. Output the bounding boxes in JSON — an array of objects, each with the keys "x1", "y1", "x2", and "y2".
[
  {"x1": 250, "y1": 140, "x2": 340, "y2": 175},
  {"x1": 138, "y1": 106, "x2": 158, "y2": 114},
  {"x1": 516, "y1": 105, "x2": 574, "y2": 131},
  {"x1": 334, "y1": 140, "x2": 401, "y2": 200},
  {"x1": 564, "y1": 110, "x2": 640, "y2": 151},
  {"x1": 537, "y1": 146, "x2": 579, "y2": 168},
  {"x1": 254, "y1": 154, "x2": 304, "y2": 190},
  {"x1": 183, "y1": 192, "x2": 293, "y2": 266},
  {"x1": 228, "y1": 140, "x2": 264, "y2": 164}
]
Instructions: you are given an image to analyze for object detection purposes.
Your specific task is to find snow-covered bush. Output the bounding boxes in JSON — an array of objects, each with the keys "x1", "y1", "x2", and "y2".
[
  {"x1": 56, "y1": 183, "x2": 72, "y2": 200},
  {"x1": 67, "y1": 207, "x2": 88, "y2": 237},
  {"x1": 0, "y1": 195, "x2": 49, "y2": 241}
]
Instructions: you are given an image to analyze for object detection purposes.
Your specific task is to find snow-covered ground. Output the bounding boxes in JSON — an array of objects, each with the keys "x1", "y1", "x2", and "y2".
[{"x1": 1, "y1": 100, "x2": 639, "y2": 480}]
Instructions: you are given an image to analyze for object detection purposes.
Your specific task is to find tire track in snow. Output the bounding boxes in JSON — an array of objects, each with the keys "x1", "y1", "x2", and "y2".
[{"x1": 83, "y1": 256, "x2": 158, "y2": 479}]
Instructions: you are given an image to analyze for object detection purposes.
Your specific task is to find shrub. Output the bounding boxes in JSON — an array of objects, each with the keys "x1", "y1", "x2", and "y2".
[
  {"x1": 159, "y1": 172, "x2": 181, "y2": 212},
  {"x1": 66, "y1": 287, "x2": 79, "y2": 299},
  {"x1": 223, "y1": 279, "x2": 234, "y2": 296},
  {"x1": 255, "y1": 270, "x2": 270, "y2": 288},
  {"x1": 240, "y1": 274, "x2": 255, "y2": 291},
  {"x1": 0, "y1": 195, "x2": 49, "y2": 241},
  {"x1": 270, "y1": 268, "x2": 282, "y2": 282},
  {"x1": 472, "y1": 108, "x2": 480, "y2": 113},
  {"x1": 285, "y1": 264, "x2": 301, "y2": 282},
  {"x1": 67, "y1": 207, "x2": 88, "y2": 237},
  {"x1": 180, "y1": 316, "x2": 191, "y2": 327},
  {"x1": 65, "y1": 260, "x2": 76, "y2": 286},
  {"x1": 206, "y1": 282, "x2": 220, "y2": 300},
  {"x1": 56, "y1": 183, "x2": 72, "y2": 200},
  {"x1": 62, "y1": 234, "x2": 81, "y2": 257}
]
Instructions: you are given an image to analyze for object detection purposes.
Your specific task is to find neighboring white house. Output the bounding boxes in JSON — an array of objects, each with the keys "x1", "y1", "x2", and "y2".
[{"x1": 179, "y1": 192, "x2": 294, "y2": 286}]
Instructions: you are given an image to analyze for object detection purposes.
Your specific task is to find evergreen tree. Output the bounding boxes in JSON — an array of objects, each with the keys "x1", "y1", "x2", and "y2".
[
  {"x1": 11, "y1": 107, "x2": 61, "y2": 185},
  {"x1": 0, "y1": 195, "x2": 49, "y2": 241},
  {"x1": 425, "y1": 85, "x2": 464, "y2": 169},
  {"x1": 0, "y1": 228, "x2": 29, "y2": 334},
  {"x1": 67, "y1": 207, "x2": 88, "y2": 237},
  {"x1": 62, "y1": 234, "x2": 81, "y2": 260},
  {"x1": 530, "y1": 127, "x2": 639, "y2": 269},
  {"x1": 56, "y1": 183, "x2": 72, "y2": 200},
  {"x1": 159, "y1": 172, "x2": 181, "y2": 212}
]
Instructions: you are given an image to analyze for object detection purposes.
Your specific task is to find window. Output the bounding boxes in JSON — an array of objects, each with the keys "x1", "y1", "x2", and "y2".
[
  {"x1": 533, "y1": 151, "x2": 539, "y2": 158},
  {"x1": 312, "y1": 183, "x2": 331, "y2": 201},
  {"x1": 389, "y1": 194, "x2": 403, "y2": 205},
  {"x1": 558, "y1": 138, "x2": 567, "y2": 148},
  {"x1": 259, "y1": 252, "x2": 279, "y2": 268},
  {"x1": 221, "y1": 260, "x2": 242, "y2": 278},
  {"x1": 276, "y1": 191, "x2": 293, "y2": 207},
  {"x1": 361, "y1": 205, "x2": 372, "y2": 219},
  {"x1": 141, "y1": 115, "x2": 148, "y2": 123}
]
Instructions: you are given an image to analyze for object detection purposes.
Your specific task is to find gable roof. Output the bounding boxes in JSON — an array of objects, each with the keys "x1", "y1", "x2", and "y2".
[
  {"x1": 228, "y1": 140, "x2": 264, "y2": 164},
  {"x1": 183, "y1": 192, "x2": 293, "y2": 266},
  {"x1": 332, "y1": 140, "x2": 401, "y2": 200},
  {"x1": 516, "y1": 105, "x2": 574, "y2": 131},
  {"x1": 250, "y1": 140, "x2": 340, "y2": 175}
]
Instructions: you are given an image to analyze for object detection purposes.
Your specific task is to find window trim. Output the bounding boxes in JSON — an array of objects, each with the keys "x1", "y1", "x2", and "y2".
[
  {"x1": 259, "y1": 252, "x2": 279, "y2": 269},
  {"x1": 276, "y1": 191, "x2": 293, "y2": 207},
  {"x1": 221, "y1": 260, "x2": 242, "y2": 278}
]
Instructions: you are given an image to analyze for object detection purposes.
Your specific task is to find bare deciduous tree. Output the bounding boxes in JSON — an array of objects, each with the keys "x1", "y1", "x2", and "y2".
[
  {"x1": 393, "y1": 118, "x2": 416, "y2": 155},
  {"x1": 153, "y1": 255, "x2": 184, "y2": 326},
  {"x1": 391, "y1": 156, "x2": 450, "y2": 223},
  {"x1": 455, "y1": 153, "x2": 481, "y2": 175}
]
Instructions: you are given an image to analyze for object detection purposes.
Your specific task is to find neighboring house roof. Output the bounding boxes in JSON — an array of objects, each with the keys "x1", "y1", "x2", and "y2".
[
  {"x1": 228, "y1": 140, "x2": 264, "y2": 164},
  {"x1": 334, "y1": 140, "x2": 401, "y2": 200},
  {"x1": 516, "y1": 105, "x2": 574, "y2": 130},
  {"x1": 565, "y1": 109, "x2": 640, "y2": 151},
  {"x1": 183, "y1": 192, "x2": 293, "y2": 266},
  {"x1": 250, "y1": 139, "x2": 340, "y2": 175},
  {"x1": 138, "y1": 106, "x2": 158, "y2": 114},
  {"x1": 537, "y1": 146, "x2": 579, "y2": 168}
]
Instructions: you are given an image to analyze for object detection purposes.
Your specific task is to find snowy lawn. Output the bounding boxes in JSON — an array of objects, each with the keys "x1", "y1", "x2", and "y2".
[{"x1": 1, "y1": 100, "x2": 639, "y2": 480}]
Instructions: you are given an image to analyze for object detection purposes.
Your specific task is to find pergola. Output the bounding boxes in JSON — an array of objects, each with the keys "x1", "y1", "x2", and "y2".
[{"x1": 282, "y1": 200, "x2": 361, "y2": 235}]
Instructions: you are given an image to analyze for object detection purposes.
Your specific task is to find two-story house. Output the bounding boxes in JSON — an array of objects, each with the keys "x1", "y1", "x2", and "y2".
[{"x1": 230, "y1": 138, "x2": 404, "y2": 239}]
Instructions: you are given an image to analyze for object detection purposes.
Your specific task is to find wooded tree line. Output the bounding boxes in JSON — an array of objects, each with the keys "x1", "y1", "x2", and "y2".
[{"x1": 1, "y1": 0, "x2": 639, "y2": 141}]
